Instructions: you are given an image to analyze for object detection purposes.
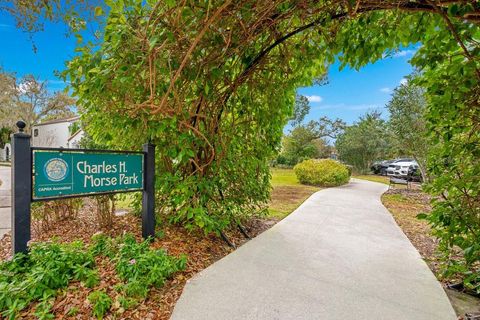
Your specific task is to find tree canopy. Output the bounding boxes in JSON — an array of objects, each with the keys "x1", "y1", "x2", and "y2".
[
  {"x1": 278, "y1": 125, "x2": 332, "y2": 166},
  {"x1": 0, "y1": 0, "x2": 103, "y2": 32},
  {"x1": 60, "y1": 1, "x2": 480, "y2": 234},
  {"x1": 336, "y1": 111, "x2": 393, "y2": 173},
  {"x1": 0, "y1": 71, "x2": 76, "y2": 133},
  {"x1": 387, "y1": 74, "x2": 429, "y2": 181},
  {"x1": 289, "y1": 95, "x2": 310, "y2": 128}
]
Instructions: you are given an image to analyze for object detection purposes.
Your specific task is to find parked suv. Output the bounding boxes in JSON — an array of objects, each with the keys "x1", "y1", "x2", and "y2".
[
  {"x1": 386, "y1": 159, "x2": 417, "y2": 178},
  {"x1": 371, "y1": 159, "x2": 398, "y2": 175},
  {"x1": 370, "y1": 161, "x2": 384, "y2": 175},
  {"x1": 379, "y1": 160, "x2": 395, "y2": 175}
]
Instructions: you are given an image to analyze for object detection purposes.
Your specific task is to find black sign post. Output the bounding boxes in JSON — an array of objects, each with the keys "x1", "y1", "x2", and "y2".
[
  {"x1": 142, "y1": 143, "x2": 155, "y2": 239},
  {"x1": 10, "y1": 121, "x2": 156, "y2": 254},
  {"x1": 11, "y1": 121, "x2": 32, "y2": 254}
]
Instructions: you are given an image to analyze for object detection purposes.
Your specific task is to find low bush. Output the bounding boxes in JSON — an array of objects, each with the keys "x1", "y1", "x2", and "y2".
[
  {"x1": 294, "y1": 159, "x2": 350, "y2": 187},
  {"x1": 87, "y1": 290, "x2": 112, "y2": 319},
  {"x1": 32, "y1": 198, "x2": 83, "y2": 233},
  {"x1": 0, "y1": 234, "x2": 186, "y2": 319},
  {"x1": 0, "y1": 241, "x2": 97, "y2": 319},
  {"x1": 95, "y1": 195, "x2": 116, "y2": 228},
  {"x1": 91, "y1": 233, "x2": 187, "y2": 300}
]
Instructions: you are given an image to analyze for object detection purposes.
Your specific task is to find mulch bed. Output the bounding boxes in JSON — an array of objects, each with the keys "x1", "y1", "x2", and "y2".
[{"x1": 0, "y1": 200, "x2": 277, "y2": 319}]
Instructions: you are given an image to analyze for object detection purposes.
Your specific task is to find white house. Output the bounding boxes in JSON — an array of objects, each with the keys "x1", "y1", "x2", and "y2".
[
  {"x1": 0, "y1": 143, "x2": 11, "y2": 161},
  {"x1": 32, "y1": 116, "x2": 84, "y2": 148}
]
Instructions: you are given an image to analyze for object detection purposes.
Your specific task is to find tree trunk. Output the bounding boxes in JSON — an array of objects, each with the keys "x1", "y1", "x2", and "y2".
[{"x1": 413, "y1": 155, "x2": 428, "y2": 183}]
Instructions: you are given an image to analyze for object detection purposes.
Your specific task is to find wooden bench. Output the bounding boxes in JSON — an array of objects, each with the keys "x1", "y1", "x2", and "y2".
[{"x1": 389, "y1": 177, "x2": 410, "y2": 189}]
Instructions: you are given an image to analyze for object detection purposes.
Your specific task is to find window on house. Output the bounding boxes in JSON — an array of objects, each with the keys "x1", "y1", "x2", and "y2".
[{"x1": 34, "y1": 129, "x2": 39, "y2": 137}]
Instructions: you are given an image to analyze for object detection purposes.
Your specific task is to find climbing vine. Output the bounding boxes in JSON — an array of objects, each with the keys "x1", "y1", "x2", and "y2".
[{"x1": 65, "y1": 0, "x2": 479, "y2": 259}]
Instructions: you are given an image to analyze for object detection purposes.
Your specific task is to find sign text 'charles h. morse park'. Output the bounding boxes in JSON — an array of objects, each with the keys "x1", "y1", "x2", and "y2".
[
  {"x1": 33, "y1": 151, "x2": 143, "y2": 199},
  {"x1": 10, "y1": 120, "x2": 156, "y2": 254}
]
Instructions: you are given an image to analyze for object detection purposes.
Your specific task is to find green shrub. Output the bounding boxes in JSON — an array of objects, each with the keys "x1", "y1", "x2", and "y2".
[
  {"x1": 67, "y1": 306, "x2": 79, "y2": 316},
  {"x1": 345, "y1": 165, "x2": 353, "y2": 176},
  {"x1": 115, "y1": 234, "x2": 186, "y2": 298},
  {"x1": 91, "y1": 233, "x2": 187, "y2": 300},
  {"x1": 0, "y1": 234, "x2": 186, "y2": 318},
  {"x1": 87, "y1": 290, "x2": 112, "y2": 319},
  {"x1": 34, "y1": 299, "x2": 54, "y2": 320},
  {"x1": 294, "y1": 159, "x2": 350, "y2": 187},
  {"x1": 117, "y1": 295, "x2": 138, "y2": 310},
  {"x1": 0, "y1": 241, "x2": 96, "y2": 318}
]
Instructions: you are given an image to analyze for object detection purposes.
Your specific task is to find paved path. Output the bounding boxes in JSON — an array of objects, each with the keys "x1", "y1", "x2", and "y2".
[
  {"x1": 172, "y1": 179, "x2": 456, "y2": 320},
  {"x1": 0, "y1": 166, "x2": 11, "y2": 239}
]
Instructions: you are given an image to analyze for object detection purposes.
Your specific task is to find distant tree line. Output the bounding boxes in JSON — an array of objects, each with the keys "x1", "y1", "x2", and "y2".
[
  {"x1": 276, "y1": 76, "x2": 428, "y2": 178},
  {"x1": 273, "y1": 94, "x2": 345, "y2": 167},
  {"x1": 0, "y1": 70, "x2": 76, "y2": 135},
  {"x1": 335, "y1": 75, "x2": 429, "y2": 178}
]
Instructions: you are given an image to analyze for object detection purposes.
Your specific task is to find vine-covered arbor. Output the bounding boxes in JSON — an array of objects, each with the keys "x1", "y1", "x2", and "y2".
[
  {"x1": 3, "y1": 0, "x2": 479, "y2": 291},
  {"x1": 64, "y1": 1, "x2": 478, "y2": 234}
]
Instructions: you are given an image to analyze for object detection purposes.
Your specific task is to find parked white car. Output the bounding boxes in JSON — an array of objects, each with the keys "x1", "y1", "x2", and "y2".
[{"x1": 386, "y1": 160, "x2": 418, "y2": 177}]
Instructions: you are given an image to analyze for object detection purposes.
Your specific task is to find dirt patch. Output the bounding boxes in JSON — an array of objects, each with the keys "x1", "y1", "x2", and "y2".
[
  {"x1": 269, "y1": 185, "x2": 319, "y2": 218},
  {"x1": 0, "y1": 201, "x2": 277, "y2": 319}
]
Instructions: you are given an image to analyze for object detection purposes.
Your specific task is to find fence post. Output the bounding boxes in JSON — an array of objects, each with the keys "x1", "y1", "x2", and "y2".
[
  {"x1": 142, "y1": 143, "x2": 155, "y2": 239},
  {"x1": 11, "y1": 121, "x2": 31, "y2": 254}
]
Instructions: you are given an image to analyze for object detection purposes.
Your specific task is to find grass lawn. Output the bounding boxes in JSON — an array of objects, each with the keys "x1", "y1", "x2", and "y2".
[
  {"x1": 354, "y1": 174, "x2": 418, "y2": 190},
  {"x1": 270, "y1": 168, "x2": 302, "y2": 186},
  {"x1": 269, "y1": 168, "x2": 320, "y2": 219},
  {"x1": 354, "y1": 174, "x2": 390, "y2": 185},
  {"x1": 113, "y1": 168, "x2": 320, "y2": 220}
]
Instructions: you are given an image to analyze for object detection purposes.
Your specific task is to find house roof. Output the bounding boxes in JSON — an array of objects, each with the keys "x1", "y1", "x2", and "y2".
[
  {"x1": 33, "y1": 116, "x2": 80, "y2": 127},
  {"x1": 67, "y1": 129, "x2": 83, "y2": 142}
]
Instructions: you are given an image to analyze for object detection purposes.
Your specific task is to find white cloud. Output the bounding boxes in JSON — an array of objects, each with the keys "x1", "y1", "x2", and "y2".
[
  {"x1": 392, "y1": 49, "x2": 416, "y2": 58},
  {"x1": 347, "y1": 104, "x2": 381, "y2": 111},
  {"x1": 380, "y1": 87, "x2": 392, "y2": 93},
  {"x1": 17, "y1": 83, "x2": 29, "y2": 94},
  {"x1": 400, "y1": 78, "x2": 408, "y2": 85},
  {"x1": 306, "y1": 95, "x2": 323, "y2": 103},
  {"x1": 312, "y1": 103, "x2": 381, "y2": 111}
]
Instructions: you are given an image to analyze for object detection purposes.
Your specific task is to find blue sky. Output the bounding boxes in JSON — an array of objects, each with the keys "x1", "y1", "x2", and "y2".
[
  {"x1": 298, "y1": 54, "x2": 414, "y2": 124},
  {"x1": 0, "y1": 10, "x2": 414, "y2": 125},
  {"x1": 0, "y1": 12, "x2": 76, "y2": 92}
]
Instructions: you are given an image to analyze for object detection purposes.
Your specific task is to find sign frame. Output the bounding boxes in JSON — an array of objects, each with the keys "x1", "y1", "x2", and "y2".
[
  {"x1": 11, "y1": 121, "x2": 156, "y2": 254},
  {"x1": 31, "y1": 147, "x2": 146, "y2": 202}
]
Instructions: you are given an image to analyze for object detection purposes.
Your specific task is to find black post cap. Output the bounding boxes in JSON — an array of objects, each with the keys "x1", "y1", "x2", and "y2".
[{"x1": 16, "y1": 121, "x2": 26, "y2": 132}]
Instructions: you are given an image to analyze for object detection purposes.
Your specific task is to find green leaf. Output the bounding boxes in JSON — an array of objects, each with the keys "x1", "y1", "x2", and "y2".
[
  {"x1": 416, "y1": 213, "x2": 428, "y2": 220},
  {"x1": 94, "y1": 6, "x2": 103, "y2": 17}
]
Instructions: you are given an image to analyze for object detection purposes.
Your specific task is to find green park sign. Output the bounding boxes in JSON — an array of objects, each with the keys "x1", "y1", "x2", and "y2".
[
  {"x1": 33, "y1": 150, "x2": 144, "y2": 199},
  {"x1": 10, "y1": 120, "x2": 156, "y2": 254}
]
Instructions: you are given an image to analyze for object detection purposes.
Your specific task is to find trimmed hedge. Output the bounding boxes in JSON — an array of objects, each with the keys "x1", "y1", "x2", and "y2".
[{"x1": 294, "y1": 159, "x2": 350, "y2": 187}]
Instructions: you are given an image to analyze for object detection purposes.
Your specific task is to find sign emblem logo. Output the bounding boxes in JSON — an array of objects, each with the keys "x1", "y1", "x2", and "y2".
[{"x1": 44, "y1": 158, "x2": 68, "y2": 182}]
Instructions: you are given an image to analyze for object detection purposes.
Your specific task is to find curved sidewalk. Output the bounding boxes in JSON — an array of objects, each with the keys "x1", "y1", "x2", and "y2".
[{"x1": 172, "y1": 179, "x2": 456, "y2": 320}]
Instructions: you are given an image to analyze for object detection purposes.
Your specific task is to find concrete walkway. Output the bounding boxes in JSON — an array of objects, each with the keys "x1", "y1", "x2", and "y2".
[
  {"x1": 0, "y1": 166, "x2": 11, "y2": 239},
  {"x1": 172, "y1": 179, "x2": 456, "y2": 320}
]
